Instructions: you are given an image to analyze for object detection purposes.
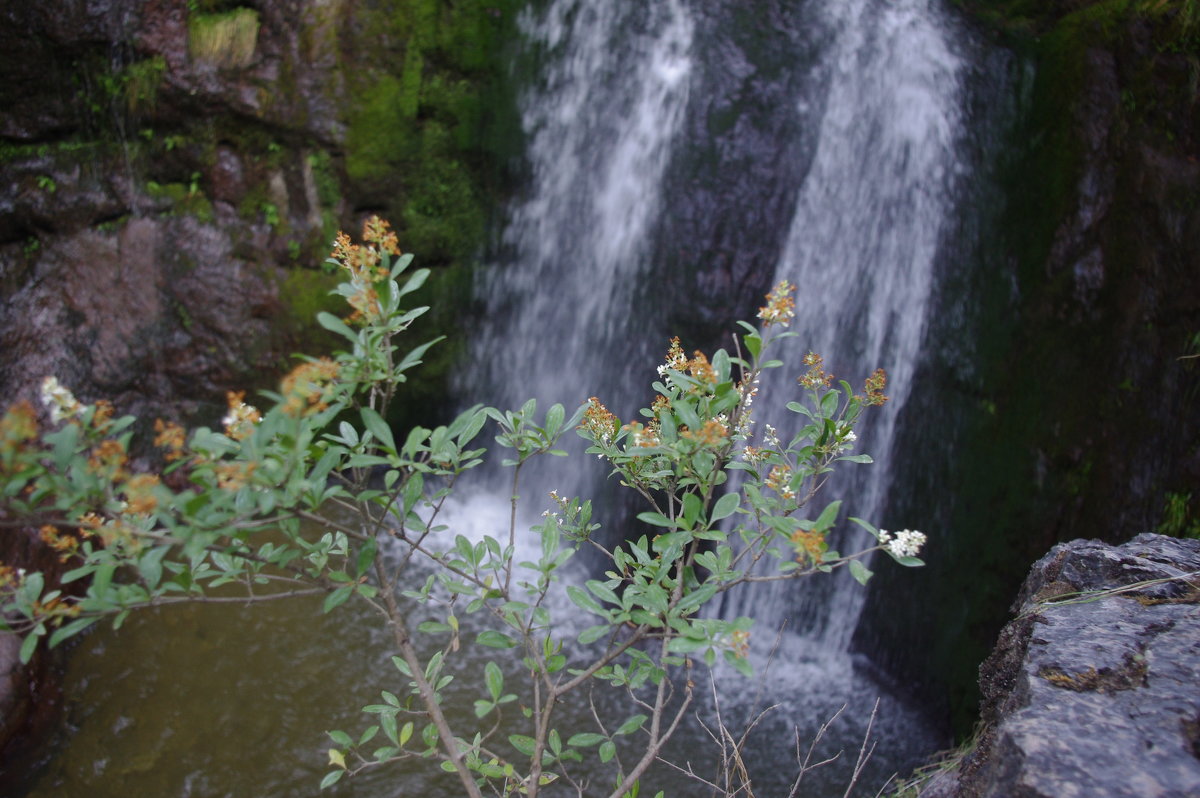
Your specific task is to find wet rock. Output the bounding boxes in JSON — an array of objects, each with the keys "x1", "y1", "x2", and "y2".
[{"x1": 945, "y1": 534, "x2": 1200, "y2": 797}]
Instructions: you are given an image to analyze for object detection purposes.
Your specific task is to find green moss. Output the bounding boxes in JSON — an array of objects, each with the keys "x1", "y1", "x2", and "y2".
[
  {"x1": 401, "y1": 126, "x2": 484, "y2": 262},
  {"x1": 346, "y1": 74, "x2": 414, "y2": 183},
  {"x1": 145, "y1": 180, "x2": 216, "y2": 223},
  {"x1": 278, "y1": 267, "x2": 345, "y2": 355},
  {"x1": 341, "y1": 0, "x2": 523, "y2": 267},
  {"x1": 189, "y1": 8, "x2": 260, "y2": 69},
  {"x1": 125, "y1": 56, "x2": 167, "y2": 114},
  {"x1": 400, "y1": 45, "x2": 425, "y2": 120}
]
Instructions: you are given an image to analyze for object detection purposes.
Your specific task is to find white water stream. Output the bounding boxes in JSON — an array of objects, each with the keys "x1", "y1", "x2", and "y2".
[{"x1": 718, "y1": 0, "x2": 968, "y2": 652}]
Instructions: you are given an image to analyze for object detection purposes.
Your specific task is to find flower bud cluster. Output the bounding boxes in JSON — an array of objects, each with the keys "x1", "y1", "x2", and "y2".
[
  {"x1": 757, "y1": 280, "x2": 796, "y2": 326},
  {"x1": 878, "y1": 528, "x2": 926, "y2": 558},
  {"x1": 40, "y1": 376, "x2": 82, "y2": 424}
]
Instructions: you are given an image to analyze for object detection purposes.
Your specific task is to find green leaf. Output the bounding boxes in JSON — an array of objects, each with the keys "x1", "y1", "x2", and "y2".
[
  {"x1": 813, "y1": 499, "x2": 842, "y2": 533},
  {"x1": 509, "y1": 734, "x2": 536, "y2": 757},
  {"x1": 138, "y1": 546, "x2": 168, "y2": 591},
  {"x1": 18, "y1": 632, "x2": 38, "y2": 664},
  {"x1": 92, "y1": 563, "x2": 115, "y2": 601},
  {"x1": 567, "y1": 733, "x2": 607, "y2": 747},
  {"x1": 742, "y1": 332, "x2": 762, "y2": 360},
  {"x1": 398, "y1": 267, "x2": 429, "y2": 298},
  {"x1": 566, "y1": 585, "x2": 604, "y2": 616},
  {"x1": 418, "y1": 621, "x2": 451, "y2": 634},
  {"x1": 711, "y1": 492, "x2": 740, "y2": 522},
  {"x1": 476, "y1": 631, "x2": 517, "y2": 649},
  {"x1": 599, "y1": 740, "x2": 617, "y2": 763},
  {"x1": 636, "y1": 511, "x2": 675, "y2": 529},
  {"x1": 316, "y1": 311, "x2": 359, "y2": 344},
  {"x1": 725, "y1": 649, "x2": 754, "y2": 678},
  {"x1": 323, "y1": 584, "x2": 354, "y2": 613},
  {"x1": 674, "y1": 399, "x2": 701, "y2": 432},
  {"x1": 848, "y1": 516, "x2": 880, "y2": 537},
  {"x1": 485, "y1": 661, "x2": 503, "y2": 701},
  {"x1": 545, "y1": 403, "x2": 565, "y2": 437},
  {"x1": 361, "y1": 407, "x2": 396, "y2": 453},
  {"x1": 48, "y1": 616, "x2": 100, "y2": 648},
  {"x1": 380, "y1": 712, "x2": 399, "y2": 745},
  {"x1": 682, "y1": 493, "x2": 702, "y2": 529},
  {"x1": 320, "y1": 770, "x2": 344, "y2": 789},
  {"x1": 586, "y1": 579, "x2": 620, "y2": 606},
  {"x1": 849, "y1": 559, "x2": 873, "y2": 586},
  {"x1": 578, "y1": 624, "x2": 609, "y2": 645},
  {"x1": 49, "y1": 423, "x2": 80, "y2": 472},
  {"x1": 373, "y1": 746, "x2": 399, "y2": 761},
  {"x1": 327, "y1": 730, "x2": 353, "y2": 747},
  {"x1": 666, "y1": 636, "x2": 707, "y2": 654},
  {"x1": 615, "y1": 714, "x2": 647, "y2": 736},
  {"x1": 355, "y1": 536, "x2": 378, "y2": 578}
]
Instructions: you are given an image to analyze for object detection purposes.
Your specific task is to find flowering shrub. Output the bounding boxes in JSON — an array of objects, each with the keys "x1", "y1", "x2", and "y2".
[{"x1": 0, "y1": 219, "x2": 924, "y2": 797}]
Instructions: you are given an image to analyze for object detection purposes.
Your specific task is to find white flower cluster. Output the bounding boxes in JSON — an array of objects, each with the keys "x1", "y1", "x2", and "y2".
[
  {"x1": 222, "y1": 398, "x2": 261, "y2": 440},
  {"x1": 763, "y1": 424, "x2": 781, "y2": 449},
  {"x1": 40, "y1": 376, "x2": 82, "y2": 423},
  {"x1": 878, "y1": 528, "x2": 927, "y2": 558}
]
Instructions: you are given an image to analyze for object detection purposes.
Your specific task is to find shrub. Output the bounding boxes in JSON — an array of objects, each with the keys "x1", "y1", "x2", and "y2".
[{"x1": 0, "y1": 219, "x2": 924, "y2": 796}]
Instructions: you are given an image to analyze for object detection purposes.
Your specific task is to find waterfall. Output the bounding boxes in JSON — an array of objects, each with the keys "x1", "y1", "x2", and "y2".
[
  {"x1": 466, "y1": 0, "x2": 970, "y2": 654},
  {"x1": 714, "y1": 0, "x2": 968, "y2": 654},
  {"x1": 459, "y1": 0, "x2": 975, "y2": 786},
  {"x1": 468, "y1": 0, "x2": 694, "y2": 425}
]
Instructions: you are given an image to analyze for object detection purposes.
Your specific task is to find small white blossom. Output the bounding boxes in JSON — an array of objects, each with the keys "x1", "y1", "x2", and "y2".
[
  {"x1": 885, "y1": 529, "x2": 926, "y2": 558},
  {"x1": 764, "y1": 424, "x2": 781, "y2": 448},
  {"x1": 40, "y1": 376, "x2": 82, "y2": 423}
]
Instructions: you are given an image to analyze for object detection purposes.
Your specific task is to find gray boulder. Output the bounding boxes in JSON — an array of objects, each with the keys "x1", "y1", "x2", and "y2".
[{"x1": 937, "y1": 533, "x2": 1200, "y2": 797}]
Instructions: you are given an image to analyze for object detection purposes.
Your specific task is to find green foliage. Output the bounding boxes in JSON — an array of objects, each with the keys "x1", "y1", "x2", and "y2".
[
  {"x1": 124, "y1": 56, "x2": 167, "y2": 114},
  {"x1": 0, "y1": 224, "x2": 924, "y2": 797},
  {"x1": 1158, "y1": 492, "x2": 1200, "y2": 539},
  {"x1": 344, "y1": 0, "x2": 521, "y2": 266},
  {"x1": 145, "y1": 177, "x2": 216, "y2": 223},
  {"x1": 189, "y1": 8, "x2": 261, "y2": 69}
]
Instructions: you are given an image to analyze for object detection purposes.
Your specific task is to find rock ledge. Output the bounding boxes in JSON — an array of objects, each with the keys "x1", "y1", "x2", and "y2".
[{"x1": 927, "y1": 533, "x2": 1200, "y2": 798}]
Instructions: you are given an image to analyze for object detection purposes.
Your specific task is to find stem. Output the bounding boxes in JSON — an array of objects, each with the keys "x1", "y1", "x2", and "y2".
[
  {"x1": 506, "y1": 463, "x2": 521, "y2": 595},
  {"x1": 377, "y1": 559, "x2": 484, "y2": 798}
]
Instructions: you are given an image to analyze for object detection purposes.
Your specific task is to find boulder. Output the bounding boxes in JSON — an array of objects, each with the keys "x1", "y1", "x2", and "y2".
[{"x1": 935, "y1": 533, "x2": 1200, "y2": 797}]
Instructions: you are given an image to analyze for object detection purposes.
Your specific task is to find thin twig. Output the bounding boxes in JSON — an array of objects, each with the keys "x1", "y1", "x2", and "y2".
[
  {"x1": 789, "y1": 704, "x2": 846, "y2": 798},
  {"x1": 842, "y1": 698, "x2": 879, "y2": 798}
]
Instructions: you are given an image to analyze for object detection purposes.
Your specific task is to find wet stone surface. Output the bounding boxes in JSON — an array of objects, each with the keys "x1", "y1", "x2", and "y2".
[{"x1": 948, "y1": 534, "x2": 1200, "y2": 798}]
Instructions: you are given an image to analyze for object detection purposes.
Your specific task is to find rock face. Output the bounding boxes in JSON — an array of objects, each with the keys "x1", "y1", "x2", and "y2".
[
  {"x1": 0, "y1": 0, "x2": 347, "y2": 422},
  {"x1": 932, "y1": 533, "x2": 1200, "y2": 797}
]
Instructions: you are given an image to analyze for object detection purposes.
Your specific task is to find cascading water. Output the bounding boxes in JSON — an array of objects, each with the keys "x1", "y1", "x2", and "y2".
[
  {"x1": 467, "y1": 0, "x2": 694, "y2": 425},
  {"x1": 716, "y1": 0, "x2": 969, "y2": 653},
  {"x1": 463, "y1": 0, "x2": 976, "y2": 791}
]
